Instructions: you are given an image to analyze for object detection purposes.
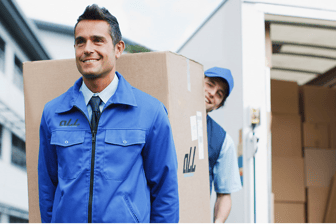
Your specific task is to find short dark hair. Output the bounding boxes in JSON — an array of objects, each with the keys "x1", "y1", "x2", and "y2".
[{"x1": 75, "y1": 4, "x2": 122, "y2": 46}]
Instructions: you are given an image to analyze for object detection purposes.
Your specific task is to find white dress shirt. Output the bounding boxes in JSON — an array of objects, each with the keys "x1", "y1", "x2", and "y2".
[{"x1": 79, "y1": 73, "x2": 119, "y2": 120}]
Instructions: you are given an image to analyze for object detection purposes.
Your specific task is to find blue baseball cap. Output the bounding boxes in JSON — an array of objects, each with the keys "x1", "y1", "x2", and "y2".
[{"x1": 204, "y1": 67, "x2": 234, "y2": 97}]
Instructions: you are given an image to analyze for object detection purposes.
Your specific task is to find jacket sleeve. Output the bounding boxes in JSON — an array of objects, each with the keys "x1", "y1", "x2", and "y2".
[
  {"x1": 38, "y1": 110, "x2": 58, "y2": 223},
  {"x1": 142, "y1": 103, "x2": 179, "y2": 223}
]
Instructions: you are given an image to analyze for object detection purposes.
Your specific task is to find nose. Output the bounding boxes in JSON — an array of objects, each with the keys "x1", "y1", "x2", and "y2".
[
  {"x1": 84, "y1": 41, "x2": 94, "y2": 55},
  {"x1": 208, "y1": 87, "x2": 216, "y2": 98}
]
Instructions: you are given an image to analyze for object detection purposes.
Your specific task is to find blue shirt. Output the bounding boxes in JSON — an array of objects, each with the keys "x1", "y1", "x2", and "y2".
[{"x1": 212, "y1": 133, "x2": 242, "y2": 194}]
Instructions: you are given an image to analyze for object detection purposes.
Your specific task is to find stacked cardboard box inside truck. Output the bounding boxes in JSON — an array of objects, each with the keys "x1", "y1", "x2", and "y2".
[
  {"x1": 300, "y1": 85, "x2": 336, "y2": 223},
  {"x1": 271, "y1": 80, "x2": 336, "y2": 223},
  {"x1": 271, "y1": 79, "x2": 306, "y2": 223}
]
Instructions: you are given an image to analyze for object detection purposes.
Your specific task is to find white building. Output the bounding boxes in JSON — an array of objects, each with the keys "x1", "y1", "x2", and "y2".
[{"x1": 0, "y1": 0, "x2": 50, "y2": 222}]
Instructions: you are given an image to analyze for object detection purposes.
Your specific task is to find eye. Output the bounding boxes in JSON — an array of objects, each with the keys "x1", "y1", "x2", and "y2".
[
  {"x1": 93, "y1": 37, "x2": 104, "y2": 43},
  {"x1": 217, "y1": 90, "x2": 225, "y2": 99},
  {"x1": 206, "y1": 82, "x2": 213, "y2": 87},
  {"x1": 75, "y1": 38, "x2": 85, "y2": 46}
]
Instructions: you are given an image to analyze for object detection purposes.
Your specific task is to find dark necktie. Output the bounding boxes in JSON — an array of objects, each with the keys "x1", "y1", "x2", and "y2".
[{"x1": 89, "y1": 96, "x2": 102, "y2": 131}]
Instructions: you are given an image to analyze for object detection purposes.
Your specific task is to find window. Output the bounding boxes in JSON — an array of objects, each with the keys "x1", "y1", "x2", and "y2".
[
  {"x1": 0, "y1": 37, "x2": 5, "y2": 73},
  {"x1": 13, "y1": 56, "x2": 23, "y2": 90},
  {"x1": 11, "y1": 133, "x2": 26, "y2": 169},
  {"x1": 9, "y1": 215, "x2": 28, "y2": 223}
]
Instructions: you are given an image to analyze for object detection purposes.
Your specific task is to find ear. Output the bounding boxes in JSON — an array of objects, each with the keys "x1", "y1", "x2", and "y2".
[{"x1": 115, "y1": 40, "x2": 125, "y2": 59}]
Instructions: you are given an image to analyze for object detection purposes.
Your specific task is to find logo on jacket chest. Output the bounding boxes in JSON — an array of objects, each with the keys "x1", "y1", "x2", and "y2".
[
  {"x1": 59, "y1": 119, "x2": 80, "y2": 127},
  {"x1": 183, "y1": 146, "x2": 196, "y2": 177}
]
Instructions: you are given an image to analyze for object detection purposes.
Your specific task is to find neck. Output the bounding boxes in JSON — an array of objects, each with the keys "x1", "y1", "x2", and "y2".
[{"x1": 83, "y1": 73, "x2": 114, "y2": 93}]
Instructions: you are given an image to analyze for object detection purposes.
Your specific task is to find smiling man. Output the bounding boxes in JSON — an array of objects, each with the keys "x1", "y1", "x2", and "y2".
[
  {"x1": 204, "y1": 67, "x2": 242, "y2": 223},
  {"x1": 38, "y1": 4, "x2": 179, "y2": 223}
]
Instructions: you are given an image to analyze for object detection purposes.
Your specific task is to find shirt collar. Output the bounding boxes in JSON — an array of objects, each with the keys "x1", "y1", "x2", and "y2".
[
  {"x1": 55, "y1": 71, "x2": 137, "y2": 114},
  {"x1": 79, "y1": 72, "x2": 119, "y2": 106}
]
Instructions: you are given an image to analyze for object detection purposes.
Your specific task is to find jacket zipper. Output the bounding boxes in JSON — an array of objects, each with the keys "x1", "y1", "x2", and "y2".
[
  {"x1": 73, "y1": 106, "x2": 96, "y2": 223},
  {"x1": 88, "y1": 130, "x2": 96, "y2": 223},
  {"x1": 74, "y1": 105, "x2": 112, "y2": 223},
  {"x1": 87, "y1": 105, "x2": 113, "y2": 222}
]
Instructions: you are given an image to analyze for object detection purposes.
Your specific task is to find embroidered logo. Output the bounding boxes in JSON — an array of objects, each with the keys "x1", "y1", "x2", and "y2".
[{"x1": 59, "y1": 119, "x2": 80, "y2": 127}]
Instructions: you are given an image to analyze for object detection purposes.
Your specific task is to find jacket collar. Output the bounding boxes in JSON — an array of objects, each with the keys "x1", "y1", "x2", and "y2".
[
  {"x1": 105, "y1": 71, "x2": 137, "y2": 108},
  {"x1": 55, "y1": 72, "x2": 137, "y2": 114}
]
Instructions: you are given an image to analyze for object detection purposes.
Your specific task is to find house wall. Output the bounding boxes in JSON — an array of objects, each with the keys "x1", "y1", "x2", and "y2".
[
  {"x1": 0, "y1": 20, "x2": 30, "y2": 222},
  {"x1": 36, "y1": 29, "x2": 75, "y2": 60}
]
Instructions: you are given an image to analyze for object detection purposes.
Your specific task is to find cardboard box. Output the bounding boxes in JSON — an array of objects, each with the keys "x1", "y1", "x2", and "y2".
[
  {"x1": 271, "y1": 113, "x2": 302, "y2": 157},
  {"x1": 330, "y1": 123, "x2": 336, "y2": 149},
  {"x1": 23, "y1": 52, "x2": 211, "y2": 223},
  {"x1": 304, "y1": 149, "x2": 336, "y2": 187},
  {"x1": 274, "y1": 202, "x2": 305, "y2": 223},
  {"x1": 303, "y1": 122, "x2": 329, "y2": 148},
  {"x1": 271, "y1": 79, "x2": 299, "y2": 115},
  {"x1": 325, "y1": 172, "x2": 336, "y2": 223},
  {"x1": 272, "y1": 157, "x2": 305, "y2": 202},
  {"x1": 300, "y1": 85, "x2": 336, "y2": 123},
  {"x1": 307, "y1": 186, "x2": 329, "y2": 223}
]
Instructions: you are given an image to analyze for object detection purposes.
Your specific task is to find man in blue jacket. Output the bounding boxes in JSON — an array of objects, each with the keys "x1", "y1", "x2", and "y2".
[
  {"x1": 38, "y1": 4, "x2": 179, "y2": 223},
  {"x1": 204, "y1": 67, "x2": 242, "y2": 222}
]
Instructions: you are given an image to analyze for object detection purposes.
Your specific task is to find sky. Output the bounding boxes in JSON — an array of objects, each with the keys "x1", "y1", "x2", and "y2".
[{"x1": 15, "y1": 0, "x2": 223, "y2": 52}]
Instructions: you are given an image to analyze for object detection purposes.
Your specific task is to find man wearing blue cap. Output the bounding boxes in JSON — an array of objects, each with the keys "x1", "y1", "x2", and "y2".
[{"x1": 204, "y1": 67, "x2": 242, "y2": 222}]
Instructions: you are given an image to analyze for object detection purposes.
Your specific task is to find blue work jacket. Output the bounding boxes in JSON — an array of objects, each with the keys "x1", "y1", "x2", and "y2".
[{"x1": 38, "y1": 72, "x2": 179, "y2": 223}]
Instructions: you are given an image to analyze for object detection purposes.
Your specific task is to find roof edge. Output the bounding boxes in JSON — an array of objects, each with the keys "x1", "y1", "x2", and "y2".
[
  {"x1": 33, "y1": 19, "x2": 152, "y2": 52},
  {"x1": 34, "y1": 19, "x2": 74, "y2": 36},
  {"x1": 0, "y1": 0, "x2": 50, "y2": 60}
]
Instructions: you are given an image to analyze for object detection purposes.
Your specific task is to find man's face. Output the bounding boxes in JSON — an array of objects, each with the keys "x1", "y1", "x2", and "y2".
[
  {"x1": 74, "y1": 20, "x2": 122, "y2": 80},
  {"x1": 204, "y1": 77, "x2": 227, "y2": 113}
]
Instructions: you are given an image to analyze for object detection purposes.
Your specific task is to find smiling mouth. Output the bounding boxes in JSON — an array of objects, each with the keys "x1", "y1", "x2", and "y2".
[{"x1": 82, "y1": 59, "x2": 99, "y2": 63}]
